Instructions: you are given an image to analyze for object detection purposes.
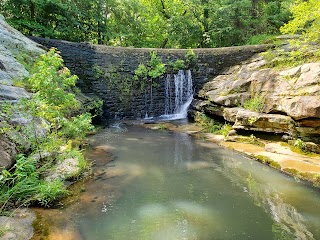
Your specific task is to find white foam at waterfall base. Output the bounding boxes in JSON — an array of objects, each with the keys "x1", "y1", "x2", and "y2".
[{"x1": 158, "y1": 70, "x2": 193, "y2": 120}]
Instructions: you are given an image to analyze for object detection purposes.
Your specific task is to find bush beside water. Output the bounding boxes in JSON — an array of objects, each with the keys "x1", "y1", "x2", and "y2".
[{"x1": 0, "y1": 49, "x2": 100, "y2": 211}]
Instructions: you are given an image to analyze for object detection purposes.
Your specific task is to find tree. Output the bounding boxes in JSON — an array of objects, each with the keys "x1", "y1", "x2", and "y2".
[
  {"x1": 280, "y1": 0, "x2": 320, "y2": 43},
  {"x1": 0, "y1": 0, "x2": 293, "y2": 48}
]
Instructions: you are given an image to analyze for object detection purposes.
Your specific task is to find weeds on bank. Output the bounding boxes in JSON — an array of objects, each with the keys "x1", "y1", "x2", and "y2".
[
  {"x1": 280, "y1": 140, "x2": 320, "y2": 157},
  {"x1": 283, "y1": 168, "x2": 320, "y2": 187},
  {"x1": 0, "y1": 48, "x2": 98, "y2": 212},
  {"x1": 242, "y1": 95, "x2": 265, "y2": 113},
  {"x1": 255, "y1": 155, "x2": 281, "y2": 169},
  {"x1": 194, "y1": 112, "x2": 232, "y2": 137}
]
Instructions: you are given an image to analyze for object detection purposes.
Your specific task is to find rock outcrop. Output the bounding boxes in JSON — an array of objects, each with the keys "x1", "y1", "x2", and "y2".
[
  {"x1": 0, "y1": 15, "x2": 44, "y2": 86},
  {"x1": 190, "y1": 55, "x2": 320, "y2": 141},
  {"x1": 0, "y1": 15, "x2": 44, "y2": 169}
]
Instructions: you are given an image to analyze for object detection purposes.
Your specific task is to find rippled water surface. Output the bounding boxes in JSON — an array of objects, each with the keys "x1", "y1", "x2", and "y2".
[{"x1": 74, "y1": 124, "x2": 320, "y2": 240}]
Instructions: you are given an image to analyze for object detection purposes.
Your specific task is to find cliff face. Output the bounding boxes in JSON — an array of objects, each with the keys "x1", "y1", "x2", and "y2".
[
  {"x1": 0, "y1": 15, "x2": 44, "y2": 169},
  {"x1": 190, "y1": 54, "x2": 320, "y2": 142}
]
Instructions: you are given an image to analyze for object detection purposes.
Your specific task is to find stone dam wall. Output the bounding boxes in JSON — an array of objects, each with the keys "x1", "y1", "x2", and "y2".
[{"x1": 30, "y1": 37, "x2": 272, "y2": 119}]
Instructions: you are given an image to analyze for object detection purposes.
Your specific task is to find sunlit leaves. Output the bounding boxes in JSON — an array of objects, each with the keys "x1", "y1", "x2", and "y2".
[
  {"x1": 1, "y1": 0, "x2": 293, "y2": 48},
  {"x1": 28, "y1": 48, "x2": 78, "y2": 121},
  {"x1": 281, "y1": 0, "x2": 320, "y2": 43}
]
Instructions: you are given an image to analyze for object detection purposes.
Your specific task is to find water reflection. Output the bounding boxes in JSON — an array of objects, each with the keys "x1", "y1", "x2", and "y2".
[
  {"x1": 75, "y1": 125, "x2": 320, "y2": 240},
  {"x1": 218, "y1": 154, "x2": 317, "y2": 240}
]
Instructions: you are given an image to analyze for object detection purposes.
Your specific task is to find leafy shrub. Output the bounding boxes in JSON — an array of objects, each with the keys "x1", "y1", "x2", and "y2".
[
  {"x1": 195, "y1": 112, "x2": 222, "y2": 133},
  {"x1": 293, "y1": 139, "x2": 307, "y2": 151},
  {"x1": 218, "y1": 124, "x2": 233, "y2": 137},
  {"x1": 0, "y1": 48, "x2": 94, "y2": 211},
  {"x1": 185, "y1": 49, "x2": 197, "y2": 69},
  {"x1": 59, "y1": 113, "x2": 94, "y2": 140},
  {"x1": 168, "y1": 59, "x2": 186, "y2": 71}
]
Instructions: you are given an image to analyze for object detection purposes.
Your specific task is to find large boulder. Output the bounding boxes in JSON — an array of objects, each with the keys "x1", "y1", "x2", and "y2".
[
  {"x1": 0, "y1": 14, "x2": 44, "y2": 86},
  {"x1": 223, "y1": 108, "x2": 296, "y2": 134}
]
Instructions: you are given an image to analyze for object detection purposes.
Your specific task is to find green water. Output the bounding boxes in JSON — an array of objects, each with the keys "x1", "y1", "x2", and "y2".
[{"x1": 77, "y1": 124, "x2": 320, "y2": 240}]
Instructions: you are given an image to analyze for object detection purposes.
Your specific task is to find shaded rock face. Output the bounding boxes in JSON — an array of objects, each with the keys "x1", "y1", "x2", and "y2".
[{"x1": 191, "y1": 55, "x2": 320, "y2": 140}]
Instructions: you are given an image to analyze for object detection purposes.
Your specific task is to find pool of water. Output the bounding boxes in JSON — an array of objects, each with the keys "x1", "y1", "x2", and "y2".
[{"x1": 71, "y1": 123, "x2": 320, "y2": 240}]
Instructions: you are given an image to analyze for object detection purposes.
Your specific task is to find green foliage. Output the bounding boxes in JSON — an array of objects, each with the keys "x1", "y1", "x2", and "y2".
[
  {"x1": 148, "y1": 51, "x2": 166, "y2": 79},
  {"x1": 280, "y1": 0, "x2": 320, "y2": 44},
  {"x1": 27, "y1": 48, "x2": 78, "y2": 120},
  {"x1": 218, "y1": 124, "x2": 233, "y2": 137},
  {"x1": 0, "y1": 49, "x2": 94, "y2": 211},
  {"x1": 261, "y1": 46, "x2": 320, "y2": 70},
  {"x1": 245, "y1": 34, "x2": 278, "y2": 45},
  {"x1": 0, "y1": 226, "x2": 10, "y2": 237},
  {"x1": 59, "y1": 113, "x2": 94, "y2": 140},
  {"x1": 168, "y1": 59, "x2": 186, "y2": 71},
  {"x1": 293, "y1": 138, "x2": 307, "y2": 151},
  {"x1": 185, "y1": 49, "x2": 198, "y2": 68},
  {"x1": 257, "y1": 0, "x2": 320, "y2": 70},
  {"x1": 134, "y1": 51, "x2": 166, "y2": 90},
  {"x1": 0, "y1": 154, "x2": 67, "y2": 209},
  {"x1": 1, "y1": 0, "x2": 293, "y2": 48},
  {"x1": 157, "y1": 123, "x2": 168, "y2": 130},
  {"x1": 243, "y1": 95, "x2": 265, "y2": 113},
  {"x1": 83, "y1": 98, "x2": 103, "y2": 118},
  {"x1": 195, "y1": 112, "x2": 222, "y2": 133}
]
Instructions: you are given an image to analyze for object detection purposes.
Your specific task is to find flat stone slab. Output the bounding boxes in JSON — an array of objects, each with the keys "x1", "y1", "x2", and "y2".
[{"x1": 0, "y1": 208, "x2": 36, "y2": 240}]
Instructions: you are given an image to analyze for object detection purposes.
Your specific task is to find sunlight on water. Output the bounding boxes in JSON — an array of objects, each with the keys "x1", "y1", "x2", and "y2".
[{"x1": 76, "y1": 125, "x2": 320, "y2": 240}]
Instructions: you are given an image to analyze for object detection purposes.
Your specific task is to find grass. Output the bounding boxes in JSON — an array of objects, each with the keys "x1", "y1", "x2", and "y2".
[
  {"x1": 194, "y1": 112, "x2": 223, "y2": 133},
  {"x1": 283, "y1": 168, "x2": 320, "y2": 187},
  {"x1": 280, "y1": 142, "x2": 320, "y2": 158},
  {"x1": 0, "y1": 226, "x2": 10, "y2": 237},
  {"x1": 245, "y1": 34, "x2": 279, "y2": 45},
  {"x1": 255, "y1": 155, "x2": 281, "y2": 169},
  {"x1": 260, "y1": 44, "x2": 320, "y2": 70},
  {"x1": 242, "y1": 95, "x2": 265, "y2": 113}
]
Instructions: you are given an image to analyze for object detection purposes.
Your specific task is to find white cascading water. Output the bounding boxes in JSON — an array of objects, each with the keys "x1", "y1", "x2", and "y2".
[{"x1": 162, "y1": 70, "x2": 193, "y2": 120}]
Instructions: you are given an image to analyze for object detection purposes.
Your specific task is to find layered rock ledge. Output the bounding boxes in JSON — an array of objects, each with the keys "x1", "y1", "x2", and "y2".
[{"x1": 190, "y1": 55, "x2": 320, "y2": 142}]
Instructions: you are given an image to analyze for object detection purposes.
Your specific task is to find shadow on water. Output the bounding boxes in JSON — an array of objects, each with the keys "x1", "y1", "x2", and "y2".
[{"x1": 33, "y1": 123, "x2": 320, "y2": 240}]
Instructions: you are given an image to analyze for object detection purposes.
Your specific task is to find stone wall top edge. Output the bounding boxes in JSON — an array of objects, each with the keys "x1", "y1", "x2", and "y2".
[{"x1": 29, "y1": 37, "x2": 273, "y2": 54}]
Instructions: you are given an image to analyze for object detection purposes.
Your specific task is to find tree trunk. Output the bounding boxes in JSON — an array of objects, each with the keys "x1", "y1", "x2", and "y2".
[{"x1": 201, "y1": 0, "x2": 209, "y2": 47}]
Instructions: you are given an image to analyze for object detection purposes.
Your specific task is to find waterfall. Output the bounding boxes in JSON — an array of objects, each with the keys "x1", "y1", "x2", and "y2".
[
  {"x1": 162, "y1": 70, "x2": 193, "y2": 120},
  {"x1": 164, "y1": 74, "x2": 173, "y2": 115}
]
